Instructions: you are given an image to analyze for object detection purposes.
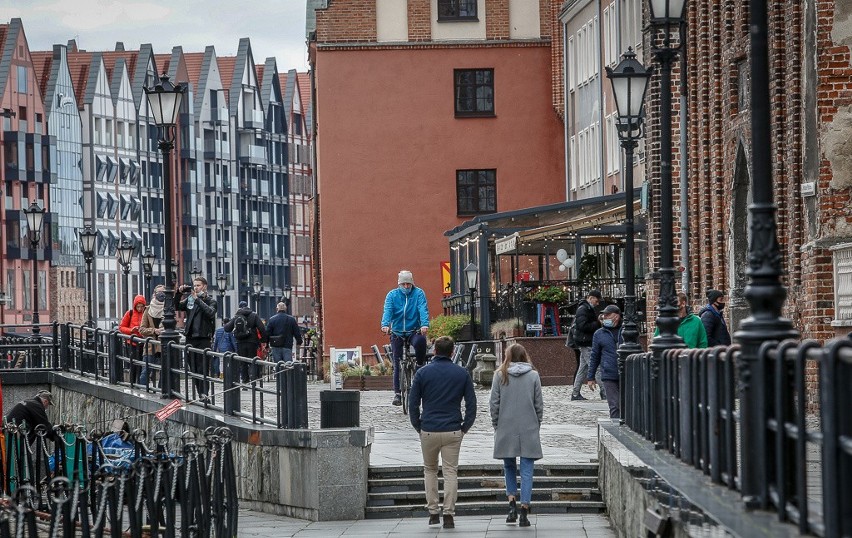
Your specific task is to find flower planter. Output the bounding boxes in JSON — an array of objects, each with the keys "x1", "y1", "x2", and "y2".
[{"x1": 341, "y1": 376, "x2": 394, "y2": 391}]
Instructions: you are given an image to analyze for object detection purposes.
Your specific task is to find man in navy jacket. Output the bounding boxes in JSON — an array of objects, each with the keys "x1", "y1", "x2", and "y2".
[
  {"x1": 409, "y1": 336, "x2": 476, "y2": 529},
  {"x1": 587, "y1": 304, "x2": 623, "y2": 419}
]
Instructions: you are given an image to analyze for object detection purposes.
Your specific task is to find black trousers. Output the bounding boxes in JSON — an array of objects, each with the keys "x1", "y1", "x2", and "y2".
[
  {"x1": 237, "y1": 341, "x2": 260, "y2": 383},
  {"x1": 186, "y1": 337, "x2": 211, "y2": 398}
]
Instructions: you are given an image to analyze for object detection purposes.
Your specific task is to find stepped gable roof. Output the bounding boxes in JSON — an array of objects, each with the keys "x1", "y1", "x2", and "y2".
[{"x1": 30, "y1": 51, "x2": 53, "y2": 99}]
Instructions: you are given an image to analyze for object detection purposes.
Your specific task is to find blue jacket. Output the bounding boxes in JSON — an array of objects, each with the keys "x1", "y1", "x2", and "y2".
[
  {"x1": 588, "y1": 325, "x2": 623, "y2": 382},
  {"x1": 409, "y1": 356, "x2": 476, "y2": 433},
  {"x1": 212, "y1": 327, "x2": 237, "y2": 353},
  {"x1": 381, "y1": 286, "x2": 429, "y2": 335}
]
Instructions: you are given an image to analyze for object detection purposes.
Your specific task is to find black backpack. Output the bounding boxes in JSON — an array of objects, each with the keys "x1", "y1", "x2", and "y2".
[{"x1": 233, "y1": 314, "x2": 253, "y2": 340}]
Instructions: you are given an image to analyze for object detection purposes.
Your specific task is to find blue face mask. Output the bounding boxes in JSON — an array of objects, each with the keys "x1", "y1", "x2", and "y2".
[
  {"x1": 399, "y1": 285, "x2": 412, "y2": 296},
  {"x1": 602, "y1": 319, "x2": 615, "y2": 328}
]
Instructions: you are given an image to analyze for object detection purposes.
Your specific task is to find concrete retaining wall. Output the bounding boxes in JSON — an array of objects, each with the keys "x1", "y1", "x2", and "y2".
[{"x1": 0, "y1": 371, "x2": 372, "y2": 521}]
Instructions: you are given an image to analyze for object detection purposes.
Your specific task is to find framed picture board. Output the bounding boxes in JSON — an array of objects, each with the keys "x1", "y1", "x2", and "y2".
[{"x1": 329, "y1": 346, "x2": 362, "y2": 389}]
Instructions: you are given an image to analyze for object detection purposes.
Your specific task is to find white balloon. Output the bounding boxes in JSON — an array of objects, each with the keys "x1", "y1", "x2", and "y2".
[
  {"x1": 564, "y1": 258, "x2": 575, "y2": 269},
  {"x1": 559, "y1": 264, "x2": 567, "y2": 272},
  {"x1": 556, "y1": 248, "x2": 568, "y2": 262}
]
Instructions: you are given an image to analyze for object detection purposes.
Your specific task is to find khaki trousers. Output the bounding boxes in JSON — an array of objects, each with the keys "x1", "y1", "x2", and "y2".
[{"x1": 420, "y1": 430, "x2": 463, "y2": 516}]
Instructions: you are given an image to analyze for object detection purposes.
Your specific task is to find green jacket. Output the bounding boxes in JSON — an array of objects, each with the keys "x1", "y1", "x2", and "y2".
[{"x1": 653, "y1": 314, "x2": 708, "y2": 349}]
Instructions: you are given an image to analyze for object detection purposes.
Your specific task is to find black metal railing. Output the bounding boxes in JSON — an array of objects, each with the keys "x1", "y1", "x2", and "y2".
[
  {"x1": 0, "y1": 421, "x2": 238, "y2": 537},
  {"x1": 622, "y1": 338, "x2": 852, "y2": 537},
  {"x1": 1, "y1": 323, "x2": 308, "y2": 429}
]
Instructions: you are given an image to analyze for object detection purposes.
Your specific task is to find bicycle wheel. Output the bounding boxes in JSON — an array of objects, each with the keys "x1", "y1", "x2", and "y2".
[{"x1": 401, "y1": 357, "x2": 409, "y2": 414}]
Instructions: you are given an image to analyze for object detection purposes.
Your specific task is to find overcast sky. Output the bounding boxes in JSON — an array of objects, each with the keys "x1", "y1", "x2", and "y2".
[{"x1": 0, "y1": 0, "x2": 309, "y2": 72}]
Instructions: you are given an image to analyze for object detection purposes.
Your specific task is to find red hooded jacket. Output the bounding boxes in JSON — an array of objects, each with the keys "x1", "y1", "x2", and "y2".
[{"x1": 119, "y1": 295, "x2": 147, "y2": 344}]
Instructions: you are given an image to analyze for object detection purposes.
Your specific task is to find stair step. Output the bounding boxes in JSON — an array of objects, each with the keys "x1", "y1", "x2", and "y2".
[
  {"x1": 367, "y1": 487, "x2": 602, "y2": 506},
  {"x1": 368, "y1": 475, "x2": 598, "y2": 492},
  {"x1": 364, "y1": 499, "x2": 606, "y2": 519},
  {"x1": 368, "y1": 463, "x2": 599, "y2": 480}
]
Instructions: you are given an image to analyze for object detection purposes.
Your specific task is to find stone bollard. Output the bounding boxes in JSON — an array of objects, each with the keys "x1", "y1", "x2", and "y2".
[{"x1": 471, "y1": 353, "x2": 497, "y2": 387}]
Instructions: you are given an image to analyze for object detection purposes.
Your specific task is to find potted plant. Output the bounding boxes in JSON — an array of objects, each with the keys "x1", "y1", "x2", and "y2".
[
  {"x1": 528, "y1": 285, "x2": 568, "y2": 304},
  {"x1": 429, "y1": 314, "x2": 470, "y2": 340}
]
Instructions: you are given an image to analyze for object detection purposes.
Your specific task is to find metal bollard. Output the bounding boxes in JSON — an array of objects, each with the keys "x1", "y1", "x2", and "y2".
[
  {"x1": 222, "y1": 353, "x2": 239, "y2": 416},
  {"x1": 279, "y1": 363, "x2": 308, "y2": 428}
]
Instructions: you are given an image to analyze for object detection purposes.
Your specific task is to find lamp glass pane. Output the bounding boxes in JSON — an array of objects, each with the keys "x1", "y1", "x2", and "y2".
[
  {"x1": 629, "y1": 75, "x2": 649, "y2": 119},
  {"x1": 464, "y1": 263, "x2": 478, "y2": 290},
  {"x1": 80, "y1": 230, "x2": 97, "y2": 254},
  {"x1": 650, "y1": 0, "x2": 685, "y2": 21},
  {"x1": 145, "y1": 90, "x2": 165, "y2": 125},
  {"x1": 611, "y1": 76, "x2": 630, "y2": 119}
]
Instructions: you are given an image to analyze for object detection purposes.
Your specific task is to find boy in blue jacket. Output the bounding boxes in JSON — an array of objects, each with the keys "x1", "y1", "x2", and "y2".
[{"x1": 587, "y1": 304, "x2": 623, "y2": 419}]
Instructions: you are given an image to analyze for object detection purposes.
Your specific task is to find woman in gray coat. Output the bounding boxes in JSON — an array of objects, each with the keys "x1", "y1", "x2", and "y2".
[{"x1": 490, "y1": 343, "x2": 543, "y2": 527}]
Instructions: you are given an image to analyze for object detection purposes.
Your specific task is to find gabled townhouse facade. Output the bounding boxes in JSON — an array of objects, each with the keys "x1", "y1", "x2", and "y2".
[
  {"x1": 280, "y1": 69, "x2": 314, "y2": 322},
  {"x1": 31, "y1": 44, "x2": 87, "y2": 325},
  {"x1": 0, "y1": 18, "x2": 55, "y2": 329},
  {"x1": 307, "y1": 0, "x2": 567, "y2": 353}
]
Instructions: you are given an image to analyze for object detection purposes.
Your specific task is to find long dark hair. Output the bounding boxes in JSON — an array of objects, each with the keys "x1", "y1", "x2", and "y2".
[{"x1": 497, "y1": 343, "x2": 533, "y2": 385}]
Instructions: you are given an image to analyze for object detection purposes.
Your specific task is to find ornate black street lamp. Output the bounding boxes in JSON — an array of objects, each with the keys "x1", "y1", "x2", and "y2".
[
  {"x1": 79, "y1": 227, "x2": 98, "y2": 326},
  {"x1": 142, "y1": 248, "x2": 156, "y2": 296},
  {"x1": 190, "y1": 262, "x2": 202, "y2": 282},
  {"x1": 217, "y1": 274, "x2": 227, "y2": 314},
  {"x1": 733, "y1": 0, "x2": 798, "y2": 508},
  {"x1": 23, "y1": 203, "x2": 45, "y2": 347},
  {"x1": 144, "y1": 73, "x2": 185, "y2": 398},
  {"x1": 648, "y1": 0, "x2": 687, "y2": 445},
  {"x1": 607, "y1": 47, "x2": 651, "y2": 420},
  {"x1": 464, "y1": 263, "x2": 478, "y2": 340},
  {"x1": 117, "y1": 239, "x2": 135, "y2": 314},
  {"x1": 283, "y1": 284, "x2": 292, "y2": 310},
  {"x1": 253, "y1": 281, "x2": 262, "y2": 312}
]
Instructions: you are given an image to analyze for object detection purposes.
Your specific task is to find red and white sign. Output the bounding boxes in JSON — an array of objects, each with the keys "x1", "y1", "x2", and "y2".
[{"x1": 155, "y1": 399, "x2": 184, "y2": 422}]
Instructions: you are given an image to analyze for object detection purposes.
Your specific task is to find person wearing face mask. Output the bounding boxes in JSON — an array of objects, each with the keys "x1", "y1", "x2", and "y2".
[
  {"x1": 654, "y1": 292, "x2": 708, "y2": 349},
  {"x1": 381, "y1": 270, "x2": 429, "y2": 407},
  {"x1": 699, "y1": 290, "x2": 731, "y2": 347},
  {"x1": 139, "y1": 285, "x2": 166, "y2": 386},
  {"x1": 587, "y1": 304, "x2": 623, "y2": 419}
]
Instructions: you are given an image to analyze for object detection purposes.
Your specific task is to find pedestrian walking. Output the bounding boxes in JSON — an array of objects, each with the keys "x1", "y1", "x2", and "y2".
[
  {"x1": 490, "y1": 343, "x2": 543, "y2": 527},
  {"x1": 654, "y1": 292, "x2": 708, "y2": 348},
  {"x1": 212, "y1": 317, "x2": 238, "y2": 378},
  {"x1": 587, "y1": 304, "x2": 624, "y2": 419},
  {"x1": 570, "y1": 290, "x2": 606, "y2": 401},
  {"x1": 699, "y1": 289, "x2": 731, "y2": 347},
  {"x1": 225, "y1": 300, "x2": 267, "y2": 383},
  {"x1": 118, "y1": 294, "x2": 146, "y2": 383},
  {"x1": 138, "y1": 284, "x2": 166, "y2": 386},
  {"x1": 266, "y1": 302, "x2": 303, "y2": 363},
  {"x1": 408, "y1": 336, "x2": 476, "y2": 529},
  {"x1": 175, "y1": 276, "x2": 217, "y2": 400}
]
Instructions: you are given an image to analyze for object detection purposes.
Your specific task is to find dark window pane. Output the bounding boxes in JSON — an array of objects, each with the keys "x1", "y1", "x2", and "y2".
[
  {"x1": 456, "y1": 169, "x2": 496, "y2": 215},
  {"x1": 454, "y1": 69, "x2": 494, "y2": 116}
]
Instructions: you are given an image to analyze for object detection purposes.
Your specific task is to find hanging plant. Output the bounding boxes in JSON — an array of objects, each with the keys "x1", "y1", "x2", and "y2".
[{"x1": 528, "y1": 285, "x2": 568, "y2": 303}]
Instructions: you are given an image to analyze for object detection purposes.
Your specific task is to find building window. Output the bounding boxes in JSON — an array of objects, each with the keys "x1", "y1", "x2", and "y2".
[
  {"x1": 438, "y1": 0, "x2": 477, "y2": 21},
  {"x1": 454, "y1": 69, "x2": 494, "y2": 117},
  {"x1": 17, "y1": 66, "x2": 27, "y2": 93},
  {"x1": 737, "y1": 60, "x2": 750, "y2": 113},
  {"x1": 456, "y1": 169, "x2": 496, "y2": 215}
]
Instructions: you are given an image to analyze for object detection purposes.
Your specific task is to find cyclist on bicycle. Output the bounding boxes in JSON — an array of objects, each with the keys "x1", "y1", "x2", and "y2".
[{"x1": 381, "y1": 270, "x2": 429, "y2": 406}]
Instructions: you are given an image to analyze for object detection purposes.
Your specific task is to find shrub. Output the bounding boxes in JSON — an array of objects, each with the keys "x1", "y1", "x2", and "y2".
[{"x1": 429, "y1": 314, "x2": 470, "y2": 340}]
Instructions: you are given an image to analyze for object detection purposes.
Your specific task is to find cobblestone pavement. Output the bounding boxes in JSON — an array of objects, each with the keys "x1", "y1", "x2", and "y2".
[
  {"x1": 303, "y1": 380, "x2": 611, "y2": 467},
  {"x1": 238, "y1": 509, "x2": 617, "y2": 537}
]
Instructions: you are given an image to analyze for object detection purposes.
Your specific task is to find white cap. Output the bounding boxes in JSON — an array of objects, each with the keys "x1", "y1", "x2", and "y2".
[{"x1": 398, "y1": 270, "x2": 414, "y2": 285}]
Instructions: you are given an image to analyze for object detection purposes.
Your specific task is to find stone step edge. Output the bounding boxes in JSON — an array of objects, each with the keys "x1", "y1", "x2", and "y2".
[
  {"x1": 368, "y1": 487, "x2": 601, "y2": 499},
  {"x1": 368, "y1": 476, "x2": 598, "y2": 486},
  {"x1": 365, "y1": 500, "x2": 607, "y2": 514},
  {"x1": 369, "y1": 463, "x2": 599, "y2": 474}
]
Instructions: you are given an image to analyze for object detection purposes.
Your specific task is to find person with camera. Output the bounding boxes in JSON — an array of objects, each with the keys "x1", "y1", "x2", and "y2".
[
  {"x1": 175, "y1": 276, "x2": 217, "y2": 400},
  {"x1": 225, "y1": 300, "x2": 268, "y2": 383}
]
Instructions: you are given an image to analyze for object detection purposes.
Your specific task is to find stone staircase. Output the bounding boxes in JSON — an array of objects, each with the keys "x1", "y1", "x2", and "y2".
[{"x1": 365, "y1": 463, "x2": 606, "y2": 518}]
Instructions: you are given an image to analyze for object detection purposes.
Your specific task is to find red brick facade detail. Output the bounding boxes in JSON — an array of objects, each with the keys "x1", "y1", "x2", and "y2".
[
  {"x1": 316, "y1": 0, "x2": 377, "y2": 43},
  {"x1": 408, "y1": 0, "x2": 431, "y2": 42},
  {"x1": 486, "y1": 0, "x2": 509, "y2": 40},
  {"x1": 549, "y1": 0, "x2": 563, "y2": 118}
]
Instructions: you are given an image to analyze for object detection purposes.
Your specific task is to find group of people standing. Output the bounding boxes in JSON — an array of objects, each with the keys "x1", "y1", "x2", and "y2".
[{"x1": 117, "y1": 276, "x2": 302, "y2": 400}]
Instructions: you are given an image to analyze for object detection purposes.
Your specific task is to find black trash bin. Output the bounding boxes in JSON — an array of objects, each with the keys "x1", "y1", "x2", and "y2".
[{"x1": 320, "y1": 390, "x2": 360, "y2": 428}]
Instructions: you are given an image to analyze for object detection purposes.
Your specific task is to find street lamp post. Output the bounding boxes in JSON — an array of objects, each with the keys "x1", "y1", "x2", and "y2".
[
  {"x1": 79, "y1": 227, "x2": 98, "y2": 326},
  {"x1": 142, "y1": 248, "x2": 156, "y2": 296},
  {"x1": 24, "y1": 203, "x2": 45, "y2": 365},
  {"x1": 144, "y1": 73, "x2": 185, "y2": 398},
  {"x1": 117, "y1": 239, "x2": 135, "y2": 314},
  {"x1": 283, "y1": 284, "x2": 292, "y2": 310},
  {"x1": 648, "y1": 0, "x2": 687, "y2": 445},
  {"x1": 253, "y1": 281, "x2": 262, "y2": 313},
  {"x1": 217, "y1": 274, "x2": 227, "y2": 315},
  {"x1": 607, "y1": 48, "x2": 651, "y2": 422},
  {"x1": 464, "y1": 263, "x2": 478, "y2": 341},
  {"x1": 191, "y1": 263, "x2": 202, "y2": 283}
]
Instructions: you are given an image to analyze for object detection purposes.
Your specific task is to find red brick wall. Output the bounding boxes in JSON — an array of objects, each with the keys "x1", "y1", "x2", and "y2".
[
  {"x1": 549, "y1": 0, "x2": 563, "y2": 119},
  {"x1": 316, "y1": 0, "x2": 377, "y2": 43},
  {"x1": 408, "y1": 0, "x2": 431, "y2": 42},
  {"x1": 486, "y1": 0, "x2": 509, "y2": 40}
]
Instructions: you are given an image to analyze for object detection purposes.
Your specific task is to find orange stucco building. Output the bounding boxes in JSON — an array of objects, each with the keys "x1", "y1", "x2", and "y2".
[{"x1": 309, "y1": 0, "x2": 566, "y2": 354}]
